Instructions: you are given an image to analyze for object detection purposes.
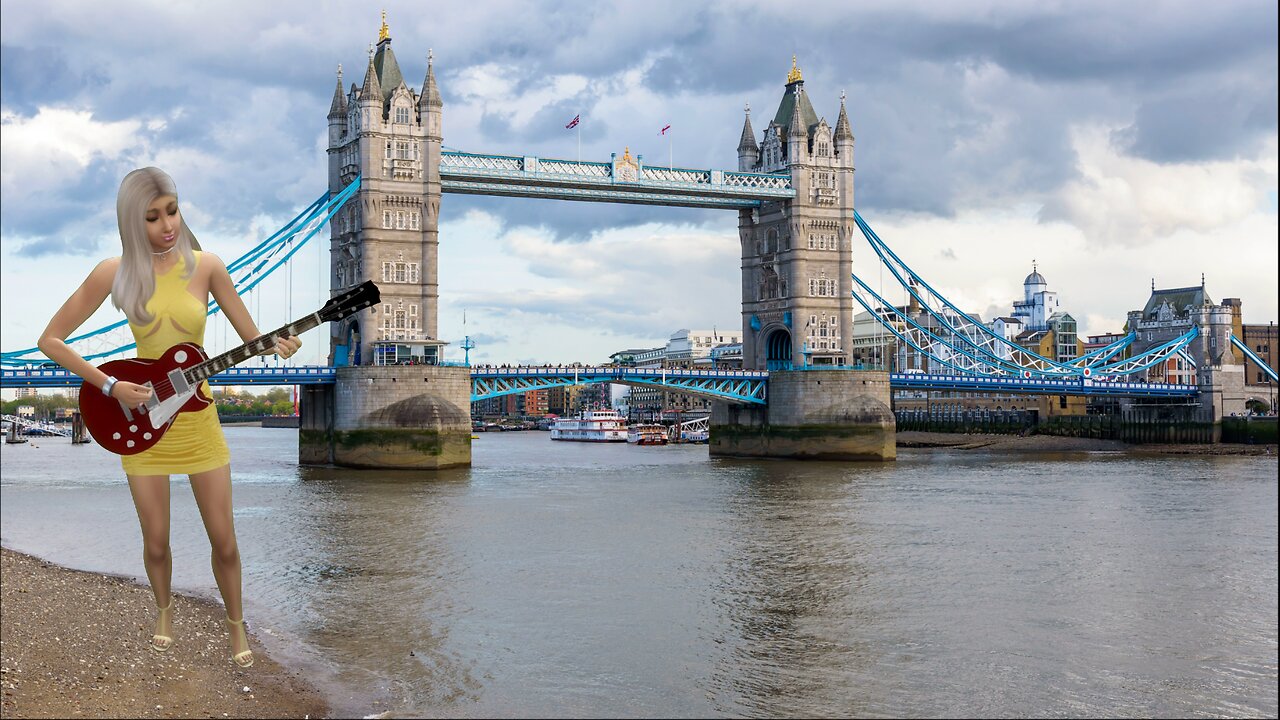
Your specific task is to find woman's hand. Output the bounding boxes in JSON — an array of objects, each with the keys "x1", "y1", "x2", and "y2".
[
  {"x1": 273, "y1": 335, "x2": 302, "y2": 359},
  {"x1": 112, "y1": 381, "x2": 153, "y2": 407}
]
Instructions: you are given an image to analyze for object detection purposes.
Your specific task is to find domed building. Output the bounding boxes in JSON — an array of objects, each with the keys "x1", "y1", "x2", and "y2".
[{"x1": 1010, "y1": 263, "x2": 1058, "y2": 332}]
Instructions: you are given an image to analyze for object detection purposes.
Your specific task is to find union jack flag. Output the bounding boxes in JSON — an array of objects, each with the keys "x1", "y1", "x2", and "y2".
[
  {"x1": 565, "y1": 114, "x2": 580, "y2": 129},
  {"x1": 660, "y1": 124, "x2": 671, "y2": 135}
]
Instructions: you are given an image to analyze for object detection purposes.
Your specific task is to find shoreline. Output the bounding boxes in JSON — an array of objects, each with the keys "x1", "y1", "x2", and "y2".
[
  {"x1": 0, "y1": 546, "x2": 329, "y2": 719},
  {"x1": 895, "y1": 430, "x2": 1276, "y2": 455}
]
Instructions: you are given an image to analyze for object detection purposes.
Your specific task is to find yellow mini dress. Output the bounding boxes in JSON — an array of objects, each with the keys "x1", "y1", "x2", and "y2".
[{"x1": 120, "y1": 252, "x2": 231, "y2": 476}]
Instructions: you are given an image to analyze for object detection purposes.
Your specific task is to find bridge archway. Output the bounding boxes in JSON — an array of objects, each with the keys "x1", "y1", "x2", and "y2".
[{"x1": 766, "y1": 328, "x2": 791, "y2": 370}]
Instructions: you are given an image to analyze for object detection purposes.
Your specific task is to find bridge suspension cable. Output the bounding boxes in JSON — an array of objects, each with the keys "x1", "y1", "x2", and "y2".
[
  {"x1": 2, "y1": 177, "x2": 362, "y2": 367},
  {"x1": 849, "y1": 209, "x2": 1197, "y2": 379}
]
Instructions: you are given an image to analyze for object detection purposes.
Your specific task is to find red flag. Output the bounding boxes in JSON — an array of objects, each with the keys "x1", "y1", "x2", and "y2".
[
  {"x1": 565, "y1": 114, "x2": 580, "y2": 129},
  {"x1": 660, "y1": 124, "x2": 671, "y2": 135}
]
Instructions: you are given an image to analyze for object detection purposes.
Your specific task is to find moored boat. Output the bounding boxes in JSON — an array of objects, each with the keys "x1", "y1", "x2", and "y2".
[
  {"x1": 626, "y1": 423, "x2": 668, "y2": 445},
  {"x1": 550, "y1": 409, "x2": 628, "y2": 442}
]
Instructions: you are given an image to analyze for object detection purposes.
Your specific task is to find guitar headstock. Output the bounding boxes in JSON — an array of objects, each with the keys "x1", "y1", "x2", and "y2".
[{"x1": 321, "y1": 281, "x2": 381, "y2": 322}]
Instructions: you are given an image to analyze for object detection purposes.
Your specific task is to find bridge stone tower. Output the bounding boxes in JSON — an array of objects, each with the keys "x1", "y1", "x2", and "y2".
[
  {"x1": 736, "y1": 57, "x2": 856, "y2": 370},
  {"x1": 326, "y1": 15, "x2": 442, "y2": 365},
  {"x1": 711, "y1": 58, "x2": 894, "y2": 461},
  {"x1": 301, "y1": 15, "x2": 470, "y2": 471}
]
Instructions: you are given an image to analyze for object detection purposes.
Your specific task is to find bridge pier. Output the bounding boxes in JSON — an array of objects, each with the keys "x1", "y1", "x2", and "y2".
[
  {"x1": 299, "y1": 365, "x2": 471, "y2": 470},
  {"x1": 709, "y1": 369, "x2": 895, "y2": 461}
]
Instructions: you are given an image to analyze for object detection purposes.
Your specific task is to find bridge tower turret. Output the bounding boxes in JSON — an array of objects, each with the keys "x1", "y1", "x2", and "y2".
[{"x1": 736, "y1": 104, "x2": 759, "y2": 171}]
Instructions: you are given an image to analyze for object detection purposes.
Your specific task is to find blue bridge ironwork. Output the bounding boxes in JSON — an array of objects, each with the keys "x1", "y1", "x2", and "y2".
[
  {"x1": 2, "y1": 365, "x2": 1200, "y2": 400},
  {"x1": 439, "y1": 151, "x2": 794, "y2": 209}
]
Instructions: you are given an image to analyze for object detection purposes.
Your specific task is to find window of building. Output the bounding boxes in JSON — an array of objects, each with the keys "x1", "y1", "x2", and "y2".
[
  {"x1": 396, "y1": 141, "x2": 410, "y2": 159},
  {"x1": 410, "y1": 212, "x2": 420, "y2": 230},
  {"x1": 385, "y1": 141, "x2": 392, "y2": 159},
  {"x1": 382, "y1": 210, "x2": 392, "y2": 229},
  {"x1": 395, "y1": 106, "x2": 410, "y2": 124},
  {"x1": 396, "y1": 211, "x2": 406, "y2": 230}
]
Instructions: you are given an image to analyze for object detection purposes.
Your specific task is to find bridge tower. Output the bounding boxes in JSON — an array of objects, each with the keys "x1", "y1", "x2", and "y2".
[
  {"x1": 712, "y1": 58, "x2": 894, "y2": 461},
  {"x1": 326, "y1": 15, "x2": 442, "y2": 366},
  {"x1": 303, "y1": 15, "x2": 469, "y2": 471},
  {"x1": 736, "y1": 57, "x2": 855, "y2": 370}
]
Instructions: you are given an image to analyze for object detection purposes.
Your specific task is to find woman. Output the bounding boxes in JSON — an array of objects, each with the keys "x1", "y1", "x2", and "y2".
[{"x1": 38, "y1": 167, "x2": 301, "y2": 669}]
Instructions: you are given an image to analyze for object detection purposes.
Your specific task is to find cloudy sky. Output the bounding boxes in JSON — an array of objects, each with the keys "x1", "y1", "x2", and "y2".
[{"x1": 2, "y1": 0, "x2": 1276, "y2": 372}]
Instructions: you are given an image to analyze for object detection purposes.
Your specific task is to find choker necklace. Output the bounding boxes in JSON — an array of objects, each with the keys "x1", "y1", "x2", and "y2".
[{"x1": 152, "y1": 246, "x2": 176, "y2": 257}]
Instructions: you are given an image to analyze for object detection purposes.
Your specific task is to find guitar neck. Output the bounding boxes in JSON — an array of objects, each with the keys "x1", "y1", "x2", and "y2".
[{"x1": 186, "y1": 313, "x2": 323, "y2": 384}]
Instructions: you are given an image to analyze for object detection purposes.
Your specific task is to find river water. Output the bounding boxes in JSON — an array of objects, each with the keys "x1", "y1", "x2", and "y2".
[{"x1": 1, "y1": 428, "x2": 1276, "y2": 717}]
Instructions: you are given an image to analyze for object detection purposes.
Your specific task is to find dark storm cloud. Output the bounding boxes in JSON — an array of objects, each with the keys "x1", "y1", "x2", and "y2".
[
  {"x1": 1115, "y1": 76, "x2": 1280, "y2": 162},
  {"x1": 2, "y1": 0, "x2": 1276, "y2": 255},
  {"x1": 0, "y1": 44, "x2": 110, "y2": 114}
]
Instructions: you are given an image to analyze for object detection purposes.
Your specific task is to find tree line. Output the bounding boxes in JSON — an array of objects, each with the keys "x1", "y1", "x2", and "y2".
[{"x1": 3, "y1": 387, "x2": 296, "y2": 418}]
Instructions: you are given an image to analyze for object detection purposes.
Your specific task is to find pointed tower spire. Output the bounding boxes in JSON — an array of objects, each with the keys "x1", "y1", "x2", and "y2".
[
  {"x1": 328, "y1": 64, "x2": 347, "y2": 118},
  {"x1": 738, "y1": 102, "x2": 758, "y2": 153},
  {"x1": 787, "y1": 89, "x2": 806, "y2": 138},
  {"x1": 834, "y1": 90, "x2": 853, "y2": 141},
  {"x1": 420, "y1": 49, "x2": 443, "y2": 109},
  {"x1": 361, "y1": 43, "x2": 382, "y2": 103}
]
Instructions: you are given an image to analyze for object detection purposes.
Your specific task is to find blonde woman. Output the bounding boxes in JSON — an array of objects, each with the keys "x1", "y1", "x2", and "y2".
[{"x1": 38, "y1": 167, "x2": 300, "y2": 668}]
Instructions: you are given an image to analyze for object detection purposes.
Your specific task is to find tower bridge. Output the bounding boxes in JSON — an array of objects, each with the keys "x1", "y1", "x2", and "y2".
[{"x1": 3, "y1": 19, "x2": 1257, "y2": 467}]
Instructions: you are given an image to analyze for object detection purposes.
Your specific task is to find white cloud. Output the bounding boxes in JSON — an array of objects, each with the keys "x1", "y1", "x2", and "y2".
[
  {"x1": 0, "y1": 107, "x2": 149, "y2": 195},
  {"x1": 1047, "y1": 125, "x2": 1277, "y2": 244}
]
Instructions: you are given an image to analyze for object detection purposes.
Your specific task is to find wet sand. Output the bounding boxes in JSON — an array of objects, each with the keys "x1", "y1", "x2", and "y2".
[
  {"x1": 897, "y1": 430, "x2": 1276, "y2": 455},
  {"x1": 0, "y1": 547, "x2": 328, "y2": 719}
]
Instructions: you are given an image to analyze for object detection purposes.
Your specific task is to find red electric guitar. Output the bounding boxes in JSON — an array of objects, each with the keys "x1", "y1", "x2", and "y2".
[{"x1": 79, "y1": 280, "x2": 380, "y2": 455}]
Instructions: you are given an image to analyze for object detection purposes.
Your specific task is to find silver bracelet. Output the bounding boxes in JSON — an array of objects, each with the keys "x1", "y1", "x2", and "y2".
[{"x1": 101, "y1": 376, "x2": 118, "y2": 397}]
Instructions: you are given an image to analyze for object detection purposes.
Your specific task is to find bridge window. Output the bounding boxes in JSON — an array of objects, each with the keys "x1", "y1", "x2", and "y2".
[
  {"x1": 410, "y1": 211, "x2": 420, "y2": 230},
  {"x1": 385, "y1": 141, "x2": 392, "y2": 159},
  {"x1": 383, "y1": 210, "x2": 392, "y2": 229},
  {"x1": 395, "y1": 107, "x2": 410, "y2": 125},
  {"x1": 396, "y1": 141, "x2": 410, "y2": 159},
  {"x1": 396, "y1": 211, "x2": 406, "y2": 230}
]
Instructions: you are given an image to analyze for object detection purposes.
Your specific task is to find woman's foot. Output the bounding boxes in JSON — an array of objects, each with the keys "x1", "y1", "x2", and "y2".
[
  {"x1": 225, "y1": 617, "x2": 254, "y2": 668},
  {"x1": 150, "y1": 600, "x2": 174, "y2": 653}
]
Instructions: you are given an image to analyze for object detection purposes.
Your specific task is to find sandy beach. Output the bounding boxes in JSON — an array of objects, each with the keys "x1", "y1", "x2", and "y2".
[{"x1": 0, "y1": 547, "x2": 328, "y2": 719}]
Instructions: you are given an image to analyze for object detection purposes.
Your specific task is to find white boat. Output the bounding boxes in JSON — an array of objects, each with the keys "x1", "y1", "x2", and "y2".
[
  {"x1": 550, "y1": 410, "x2": 628, "y2": 442},
  {"x1": 626, "y1": 423, "x2": 668, "y2": 445},
  {"x1": 679, "y1": 429, "x2": 709, "y2": 444}
]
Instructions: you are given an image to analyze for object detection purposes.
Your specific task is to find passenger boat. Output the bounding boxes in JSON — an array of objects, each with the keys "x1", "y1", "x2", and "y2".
[
  {"x1": 550, "y1": 410, "x2": 628, "y2": 442},
  {"x1": 626, "y1": 423, "x2": 668, "y2": 445}
]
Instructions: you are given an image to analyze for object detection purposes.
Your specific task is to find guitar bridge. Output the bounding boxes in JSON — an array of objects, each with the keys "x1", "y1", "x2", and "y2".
[{"x1": 167, "y1": 368, "x2": 191, "y2": 395}]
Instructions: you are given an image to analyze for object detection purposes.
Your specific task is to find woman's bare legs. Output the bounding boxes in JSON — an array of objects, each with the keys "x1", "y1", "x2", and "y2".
[
  {"x1": 189, "y1": 463, "x2": 251, "y2": 665},
  {"x1": 127, "y1": 474, "x2": 173, "y2": 649}
]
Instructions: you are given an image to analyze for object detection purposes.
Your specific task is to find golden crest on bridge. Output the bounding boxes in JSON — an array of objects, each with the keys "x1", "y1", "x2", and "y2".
[{"x1": 615, "y1": 146, "x2": 639, "y2": 183}]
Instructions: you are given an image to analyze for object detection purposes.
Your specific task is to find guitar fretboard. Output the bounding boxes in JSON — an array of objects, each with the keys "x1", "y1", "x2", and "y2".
[{"x1": 184, "y1": 312, "x2": 323, "y2": 384}]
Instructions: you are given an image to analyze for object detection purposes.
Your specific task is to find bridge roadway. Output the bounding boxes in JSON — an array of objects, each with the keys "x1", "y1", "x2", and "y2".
[{"x1": 1, "y1": 365, "x2": 1200, "y2": 401}]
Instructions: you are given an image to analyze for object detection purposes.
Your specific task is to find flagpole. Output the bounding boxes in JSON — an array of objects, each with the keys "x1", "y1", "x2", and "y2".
[
  {"x1": 577, "y1": 118, "x2": 581, "y2": 164},
  {"x1": 669, "y1": 128, "x2": 673, "y2": 169}
]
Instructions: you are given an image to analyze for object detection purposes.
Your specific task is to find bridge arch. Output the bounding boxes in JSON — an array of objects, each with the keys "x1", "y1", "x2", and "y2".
[{"x1": 765, "y1": 327, "x2": 791, "y2": 370}]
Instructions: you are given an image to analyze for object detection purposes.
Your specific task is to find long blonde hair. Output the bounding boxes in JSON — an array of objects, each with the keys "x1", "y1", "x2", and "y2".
[{"x1": 111, "y1": 167, "x2": 201, "y2": 324}]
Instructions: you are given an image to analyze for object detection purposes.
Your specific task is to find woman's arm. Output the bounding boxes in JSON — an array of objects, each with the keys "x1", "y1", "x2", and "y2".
[
  {"x1": 36, "y1": 259, "x2": 150, "y2": 406},
  {"x1": 206, "y1": 253, "x2": 301, "y2": 358}
]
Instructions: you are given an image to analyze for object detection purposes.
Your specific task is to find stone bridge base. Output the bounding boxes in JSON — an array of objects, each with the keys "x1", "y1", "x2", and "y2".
[
  {"x1": 710, "y1": 369, "x2": 895, "y2": 461},
  {"x1": 299, "y1": 365, "x2": 472, "y2": 470}
]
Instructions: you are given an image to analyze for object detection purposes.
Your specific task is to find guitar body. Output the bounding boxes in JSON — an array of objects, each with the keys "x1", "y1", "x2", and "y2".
[
  {"x1": 79, "y1": 342, "x2": 213, "y2": 455},
  {"x1": 76, "y1": 280, "x2": 381, "y2": 457}
]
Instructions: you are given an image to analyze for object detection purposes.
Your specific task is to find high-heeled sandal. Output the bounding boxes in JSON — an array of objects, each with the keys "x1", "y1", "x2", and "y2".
[
  {"x1": 150, "y1": 600, "x2": 174, "y2": 654},
  {"x1": 225, "y1": 617, "x2": 254, "y2": 668}
]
